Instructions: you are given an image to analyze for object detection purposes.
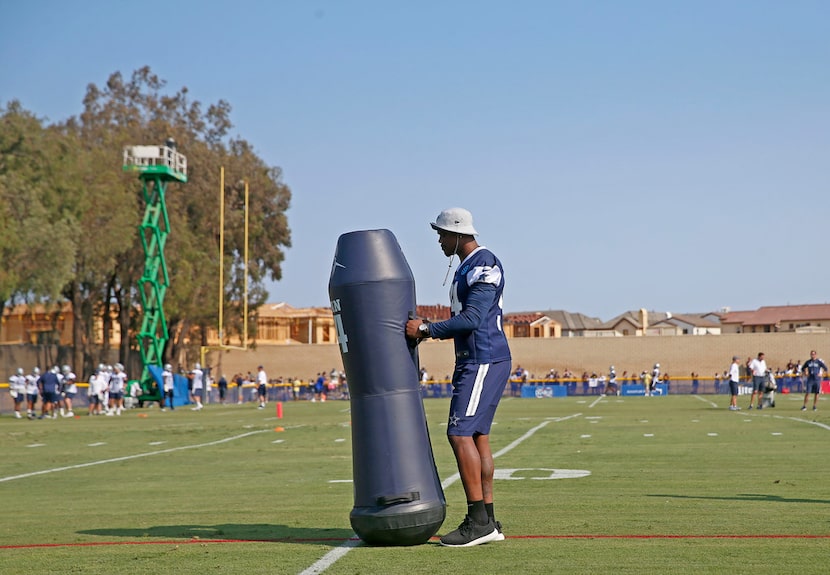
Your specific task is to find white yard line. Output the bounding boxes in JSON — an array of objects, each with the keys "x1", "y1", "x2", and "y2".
[
  {"x1": 693, "y1": 395, "x2": 719, "y2": 408},
  {"x1": 297, "y1": 537, "x2": 363, "y2": 575},
  {"x1": 774, "y1": 414, "x2": 830, "y2": 432},
  {"x1": 300, "y1": 413, "x2": 582, "y2": 575},
  {"x1": 0, "y1": 430, "x2": 269, "y2": 483},
  {"x1": 588, "y1": 395, "x2": 605, "y2": 409}
]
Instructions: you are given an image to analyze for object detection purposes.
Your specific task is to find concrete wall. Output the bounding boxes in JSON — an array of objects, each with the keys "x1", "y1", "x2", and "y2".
[
  {"x1": 208, "y1": 332, "x2": 830, "y2": 382},
  {"x1": 5, "y1": 332, "x2": 828, "y2": 383}
]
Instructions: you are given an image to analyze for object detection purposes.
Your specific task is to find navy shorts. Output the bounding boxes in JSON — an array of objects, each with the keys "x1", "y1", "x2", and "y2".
[
  {"x1": 729, "y1": 381, "x2": 739, "y2": 396},
  {"x1": 752, "y1": 376, "x2": 766, "y2": 392},
  {"x1": 447, "y1": 361, "x2": 510, "y2": 437},
  {"x1": 109, "y1": 392, "x2": 123, "y2": 400},
  {"x1": 41, "y1": 391, "x2": 58, "y2": 404},
  {"x1": 805, "y1": 379, "x2": 821, "y2": 394},
  {"x1": 64, "y1": 391, "x2": 76, "y2": 399}
]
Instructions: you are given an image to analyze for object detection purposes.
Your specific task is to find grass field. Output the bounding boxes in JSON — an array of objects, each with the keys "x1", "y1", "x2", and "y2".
[{"x1": 1, "y1": 393, "x2": 828, "y2": 574}]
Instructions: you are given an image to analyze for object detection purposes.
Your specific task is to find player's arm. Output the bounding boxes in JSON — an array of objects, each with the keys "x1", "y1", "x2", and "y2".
[{"x1": 429, "y1": 282, "x2": 497, "y2": 339}]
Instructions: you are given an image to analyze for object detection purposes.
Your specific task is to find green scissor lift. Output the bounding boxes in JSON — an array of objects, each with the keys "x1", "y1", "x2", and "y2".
[{"x1": 122, "y1": 141, "x2": 187, "y2": 402}]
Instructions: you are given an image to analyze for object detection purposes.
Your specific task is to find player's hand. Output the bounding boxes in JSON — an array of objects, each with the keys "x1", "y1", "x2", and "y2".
[{"x1": 405, "y1": 319, "x2": 423, "y2": 339}]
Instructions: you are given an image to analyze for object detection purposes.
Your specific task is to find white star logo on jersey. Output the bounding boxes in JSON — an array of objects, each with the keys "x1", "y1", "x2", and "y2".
[{"x1": 448, "y1": 412, "x2": 460, "y2": 427}]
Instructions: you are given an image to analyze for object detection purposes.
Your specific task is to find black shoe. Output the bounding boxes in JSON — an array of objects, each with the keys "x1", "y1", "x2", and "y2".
[{"x1": 439, "y1": 515, "x2": 498, "y2": 547}]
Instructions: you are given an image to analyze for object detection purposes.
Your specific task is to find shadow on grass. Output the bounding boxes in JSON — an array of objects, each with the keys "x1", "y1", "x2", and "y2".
[
  {"x1": 78, "y1": 524, "x2": 355, "y2": 546},
  {"x1": 648, "y1": 493, "x2": 830, "y2": 505}
]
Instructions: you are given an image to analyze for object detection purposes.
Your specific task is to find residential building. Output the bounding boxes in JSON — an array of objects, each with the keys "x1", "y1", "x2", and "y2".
[
  {"x1": 503, "y1": 312, "x2": 561, "y2": 338},
  {"x1": 719, "y1": 304, "x2": 830, "y2": 334},
  {"x1": 649, "y1": 313, "x2": 722, "y2": 335},
  {"x1": 3, "y1": 301, "x2": 829, "y2": 346},
  {"x1": 254, "y1": 303, "x2": 336, "y2": 344},
  {"x1": 1, "y1": 302, "x2": 122, "y2": 346}
]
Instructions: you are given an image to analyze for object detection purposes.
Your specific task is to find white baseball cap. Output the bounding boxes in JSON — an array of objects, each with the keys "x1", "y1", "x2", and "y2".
[{"x1": 430, "y1": 207, "x2": 478, "y2": 236}]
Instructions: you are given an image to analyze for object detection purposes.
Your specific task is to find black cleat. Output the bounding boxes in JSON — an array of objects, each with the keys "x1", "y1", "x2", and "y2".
[{"x1": 439, "y1": 515, "x2": 499, "y2": 547}]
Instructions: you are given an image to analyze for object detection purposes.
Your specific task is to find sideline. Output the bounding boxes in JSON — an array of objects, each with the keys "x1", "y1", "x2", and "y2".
[
  {"x1": 4, "y1": 532, "x2": 829, "y2": 550},
  {"x1": 299, "y1": 413, "x2": 582, "y2": 575},
  {"x1": 0, "y1": 430, "x2": 269, "y2": 484}
]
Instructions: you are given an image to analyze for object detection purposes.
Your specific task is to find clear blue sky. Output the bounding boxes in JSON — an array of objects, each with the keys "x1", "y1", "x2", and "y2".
[{"x1": 2, "y1": 1, "x2": 828, "y2": 320}]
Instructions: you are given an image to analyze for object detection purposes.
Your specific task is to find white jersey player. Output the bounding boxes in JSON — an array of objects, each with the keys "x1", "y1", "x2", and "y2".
[
  {"x1": 9, "y1": 368, "x2": 26, "y2": 418},
  {"x1": 190, "y1": 363, "x2": 204, "y2": 410},
  {"x1": 87, "y1": 369, "x2": 106, "y2": 415},
  {"x1": 25, "y1": 367, "x2": 41, "y2": 418},
  {"x1": 107, "y1": 363, "x2": 128, "y2": 415},
  {"x1": 60, "y1": 364, "x2": 77, "y2": 417}
]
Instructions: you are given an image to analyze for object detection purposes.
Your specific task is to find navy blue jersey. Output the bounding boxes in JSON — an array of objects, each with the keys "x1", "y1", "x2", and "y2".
[
  {"x1": 802, "y1": 358, "x2": 827, "y2": 380},
  {"x1": 38, "y1": 371, "x2": 60, "y2": 394},
  {"x1": 429, "y1": 246, "x2": 511, "y2": 365}
]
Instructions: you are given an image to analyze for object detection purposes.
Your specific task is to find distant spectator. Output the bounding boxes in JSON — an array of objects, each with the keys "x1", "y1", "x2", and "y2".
[
  {"x1": 801, "y1": 350, "x2": 827, "y2": 412},
  {"x1": 257, "y1": 365, "x2": 268, "y2": 409},
  {"x1": 727, "y1": 356, "x2": 741, "y2": 411},
  {"x1": 747, "y1": 352, "x2": 767, "y2": 410},
  {"x1": 330, "y1": 368, "x2": 341, "y2": 387},
  {"x1": 235, "y1": 373, "x2": 245, "y2": 404},
  {"x1": 314, "y1": 372, "x2": 326, "y2": 402},
  {"x1": 514, "y1": 365, "x2": 525, "y2": 381},
  {"x1": 588, "y1": 373, "x2": 598, "y2": 395},
  {"x1": 509, "y1": 370, "x2": 522, "y2": 397},
  {"x1": 218, "y1": 374, "x2": 228, "y2": 404}
]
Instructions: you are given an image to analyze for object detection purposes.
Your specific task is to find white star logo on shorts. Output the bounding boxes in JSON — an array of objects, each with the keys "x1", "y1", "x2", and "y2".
[{"x1": 448, "y1": 412, "x2": 460, "y2": 427}]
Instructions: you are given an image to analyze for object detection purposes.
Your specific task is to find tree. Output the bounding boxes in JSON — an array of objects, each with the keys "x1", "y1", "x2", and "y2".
[
  {"x1": 72, "y1": 67, "x2": 292, "y2": 371},
  {"x1": 0, "y1": 102, "x2": 76, "y2": 306},
  {"x1": 1, "y1": 67, "x2": 292, "y2": 378}
]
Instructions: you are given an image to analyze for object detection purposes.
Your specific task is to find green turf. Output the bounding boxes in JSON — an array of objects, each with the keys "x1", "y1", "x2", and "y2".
[{"x1": 1, "y1": 394, "x2": 828, "y2": 574}]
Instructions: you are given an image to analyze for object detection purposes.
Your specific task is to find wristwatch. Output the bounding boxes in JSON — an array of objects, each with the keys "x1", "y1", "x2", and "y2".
[{"x1": 418, "y1": 322, "x2": 431, "y2": 338}]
